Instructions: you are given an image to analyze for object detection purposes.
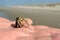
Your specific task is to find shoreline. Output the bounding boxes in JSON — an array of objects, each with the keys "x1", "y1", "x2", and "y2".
[
  {"x1": 0, "y1": 5, "x2": 60, "y2": 11},
  {"x1": 10, "y1": 5, "x2": 60, "y2": 10}
]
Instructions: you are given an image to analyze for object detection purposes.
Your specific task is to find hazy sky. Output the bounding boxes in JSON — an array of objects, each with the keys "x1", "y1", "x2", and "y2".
[{"x1": 0, "y1": 0, "x2": 60, "y2": 6}]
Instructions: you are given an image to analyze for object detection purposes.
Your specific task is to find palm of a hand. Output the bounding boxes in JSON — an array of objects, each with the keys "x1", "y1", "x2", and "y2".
[
  {"x1": 0, "y1": 17, "x2": 35, "y2": 40},
  {"x1": 0, "y1": 17, "x2": 60, "y2": 40}
]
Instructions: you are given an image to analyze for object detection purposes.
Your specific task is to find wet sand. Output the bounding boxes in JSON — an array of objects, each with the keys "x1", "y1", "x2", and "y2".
[{"x1": 0, "y1": 8, "x2": 60, "y2": 28}]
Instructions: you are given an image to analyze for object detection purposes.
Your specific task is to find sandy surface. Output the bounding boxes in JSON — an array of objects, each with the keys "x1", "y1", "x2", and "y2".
[{"x1": 9, "y1": 5, "x2": 60, "y2": 10}]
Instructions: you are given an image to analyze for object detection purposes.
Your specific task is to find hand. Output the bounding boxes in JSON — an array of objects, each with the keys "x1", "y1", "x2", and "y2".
[
  {"x1": 0, "y1": 17, "x2": 60, "y2": 40},
  {"x1": 0, "y1": 17, "x2": 34, "y2": 40}
]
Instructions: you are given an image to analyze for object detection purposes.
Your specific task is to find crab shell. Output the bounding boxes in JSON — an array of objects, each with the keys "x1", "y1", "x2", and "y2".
[{"x1": 15, "y1": 17, "x2": 29, "y2": 28}]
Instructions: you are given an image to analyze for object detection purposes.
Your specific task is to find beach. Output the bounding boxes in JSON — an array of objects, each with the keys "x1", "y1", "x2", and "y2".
[{"x1": 0, "y1": 5, "x2": 60, "y2": 28}]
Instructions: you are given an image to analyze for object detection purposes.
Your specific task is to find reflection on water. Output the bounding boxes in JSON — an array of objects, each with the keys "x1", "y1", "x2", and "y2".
[{"x1": 0, "y1": 9, "x2": 60, "y2": 28}]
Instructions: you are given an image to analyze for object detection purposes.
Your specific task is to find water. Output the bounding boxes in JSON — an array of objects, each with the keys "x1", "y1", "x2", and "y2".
[
  {"x1": 0, "y1": 8, "x2": 60, "y2": 28},
  {"x1": 0, "y1": 12, "x2": 10, "y2": 19}
]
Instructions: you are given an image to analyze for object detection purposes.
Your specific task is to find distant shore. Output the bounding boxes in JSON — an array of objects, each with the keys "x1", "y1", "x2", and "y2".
[
  {"x1": 0, "y1": 5, "x2": 60, "y2": 11},
  {"x1": 9, "y1": 5, "x2": 60, "y2": 11}
]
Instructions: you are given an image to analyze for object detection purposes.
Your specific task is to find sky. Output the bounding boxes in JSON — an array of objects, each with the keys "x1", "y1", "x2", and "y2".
[{"x1": 0, "y1": 0, "x2": 60, "y2": 6}]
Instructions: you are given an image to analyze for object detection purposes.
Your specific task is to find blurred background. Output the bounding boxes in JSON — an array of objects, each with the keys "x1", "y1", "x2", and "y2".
[{"x1": 0, "y1": 0, "x2": 60, "y2": 28}]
